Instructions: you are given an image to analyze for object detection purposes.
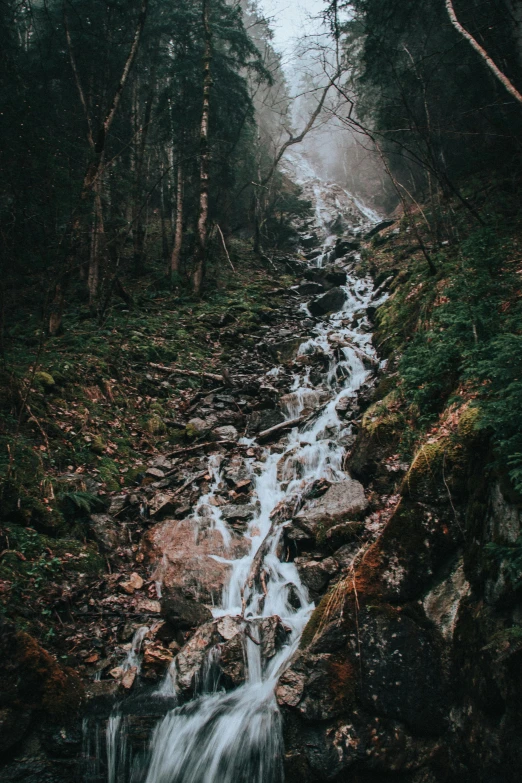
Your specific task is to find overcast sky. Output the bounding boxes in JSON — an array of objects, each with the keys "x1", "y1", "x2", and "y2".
[{"x1": 257, "y1": 0, "x2": 325, "y2": 56}]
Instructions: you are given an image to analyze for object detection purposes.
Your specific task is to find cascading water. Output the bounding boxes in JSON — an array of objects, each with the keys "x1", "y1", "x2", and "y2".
[{"x1": 138, "y1": 152, "x2": 385, "y2": 783}]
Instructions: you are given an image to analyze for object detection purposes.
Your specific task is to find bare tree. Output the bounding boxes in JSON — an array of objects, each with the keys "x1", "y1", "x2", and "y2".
[
  {"x1": 445, "y1": 0, "x2": 522, "y2": 105},
  {"x1": 193, "y1": 0, "x2": 212, "y2": 296}
]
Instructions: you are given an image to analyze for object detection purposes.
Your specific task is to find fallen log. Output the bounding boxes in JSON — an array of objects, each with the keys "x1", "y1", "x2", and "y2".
[
  {"x1": 165, "y1": 439, "x2": 241, "y2": 459},
  {"x1": 148, "y1": 363, "x2": 225, "y2": 383},
  {"x1": 257, "y1": 415, "x2": 307, "y2": 443}
]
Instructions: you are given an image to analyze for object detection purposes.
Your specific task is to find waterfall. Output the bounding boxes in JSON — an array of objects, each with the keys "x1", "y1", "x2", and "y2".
[{"x1": 140, "y1": 151, "x2": 385, "y2": 783}]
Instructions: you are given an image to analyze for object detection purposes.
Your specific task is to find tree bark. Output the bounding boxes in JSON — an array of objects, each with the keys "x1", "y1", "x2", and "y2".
[
  {"x1": 88, "y1": 172, "x2": 105, "y2": 307},
  {"x1": 192, "y1": 0, "x2": 212, "y2": 296},
  {"x1": 54, "y1": 0, "x2": 149, "y2": 332},
  {"x1": 445, "y1": 0, "x2": 522, "y2": 105},
  {"x1": 171, "y1": 160, "x2": 184, "y2": 277}
]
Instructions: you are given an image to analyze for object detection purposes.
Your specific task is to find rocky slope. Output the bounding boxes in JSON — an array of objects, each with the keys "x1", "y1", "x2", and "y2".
[{"x1": 1, "y1": 160, "x2": 522, "y2": 783}]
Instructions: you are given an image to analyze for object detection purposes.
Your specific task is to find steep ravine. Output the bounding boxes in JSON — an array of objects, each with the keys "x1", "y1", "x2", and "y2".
[
  {"x1": 79, "y1": 153, "x2": 387, "y2": 782},
  {"x1": 3, "y1": 158, "x2": 521, "y2": 783}
]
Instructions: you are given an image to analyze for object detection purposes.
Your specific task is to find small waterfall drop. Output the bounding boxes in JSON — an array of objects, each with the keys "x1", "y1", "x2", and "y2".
[{"x1": 139, "y1": 152, "x2": 385, "y2": 783}]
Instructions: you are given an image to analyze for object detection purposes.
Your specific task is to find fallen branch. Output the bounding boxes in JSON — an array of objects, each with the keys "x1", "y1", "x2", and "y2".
[
  {"x1": 257, "y1": 415, "x2": 307, "y2": 443},
  {"x1": 168, "y1": 470, "x2": 209, "y2": 493},
  {"x1": 216, "y1": 224, "x2": 236, "y2": 272},
  {"x1": 165, "y1": 440, "x2": 239, "y2": 458},
  {"x1": 149, "y1": 363, "x2": 225, "y2": 383}
]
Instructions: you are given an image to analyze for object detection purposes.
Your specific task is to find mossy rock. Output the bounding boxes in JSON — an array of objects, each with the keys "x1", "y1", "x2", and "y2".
[
  {"x1": 0, "y1": 629, "x2": 84, "y2": 716},
  {"x1": 458, "y1": 405, "x2": 482, "y2": 441},
  {"x1": 300, "y1": 592, "x2": 331, "y2": 649},
  {"x1": 402, "y1": 437, "x2": 463, "y2": 500},
  {"x1": 361, "y1": 391, "x2": 402, "y2": 438},
  {"x1": 146, "y1": 415, "x2": 167, "y2": 436},
  {"x1": 34, "y1": 372, "x2": 55, "y2": 392}
]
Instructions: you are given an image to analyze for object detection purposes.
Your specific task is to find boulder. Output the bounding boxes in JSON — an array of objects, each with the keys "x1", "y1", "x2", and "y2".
[
  {"x1": 301, "y1": 233, "x2": 318, "y2": 248},
  {"x1": 266, "y1": 337, "x2": 303, "y2": 363},
  {"x1": 220, "y1": 504, "x2": 256, "y2": 526},
  {"x1": 161, "y1": 587, "x2": 213, "y2": 631},
  {"x1": 143, "y1": 517, "x2": 249, "y2": 605},
  {"x1": 308, "y1": 287, "x2": 347, "y2": 317},
  {"x1": 289, "y1": 479, "x2": 368, "y2": 542},
  {"x1": 304, "y1": 266, "x2": 347, "y2": 290},
  {"x1": 149, "y1": 493, "x2": 178, "y2": 520},
  {"x1": 295, "y1": 557, "x2": 339, "y2": 599},
  {"x1": 141, "y1": 643, "x2": 173, "y2": 681},
  {"x1": 212, "y1": 425, "x2": 239, "y2": 441},
  {"x1": 296, "y1": 282, "x2": 325, "y2": 296},
  {"x1": 364, "y1": 219, "x2": 395, "y2": 240}
]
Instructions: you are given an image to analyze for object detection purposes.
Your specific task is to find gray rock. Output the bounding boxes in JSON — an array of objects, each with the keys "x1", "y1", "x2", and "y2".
[
  {"x1": 161, "y1": 587, "x2": 213, "y2": 631},
  {"x1": 296, "y1": 282, "x2": 325, "y2": 296},
  {"x1": 213, "y1": 425, "x2": 239, "y2": 441},
  {"x1": 220, "y1": 504, "x2": 256, "y2": 525},
  {"x1": 89, "y1": 514, "x2": 125, "y2": 552},
  {"x1": 308, "y1": 287, "x2": 348, "y2": 317},
  {"x1": 266, "y1": 337, "x2": 303, "y2": 363},
  {"x1": 291, "y1": 479, "x2": 368, "y2": 539}
]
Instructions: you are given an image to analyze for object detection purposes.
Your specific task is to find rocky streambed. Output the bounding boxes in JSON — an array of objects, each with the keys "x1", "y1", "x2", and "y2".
[
  {"x1": 74, "y1": 154, "x2": 391, "y2": 782},
  {"x1": 3, "y1": 156, "x2": 521, "y2": 783}
]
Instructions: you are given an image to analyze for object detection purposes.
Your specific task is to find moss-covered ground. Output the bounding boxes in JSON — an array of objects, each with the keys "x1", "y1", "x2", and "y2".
[{"x1": 0, "y1": 238, "x2": 297, "y2": 647}]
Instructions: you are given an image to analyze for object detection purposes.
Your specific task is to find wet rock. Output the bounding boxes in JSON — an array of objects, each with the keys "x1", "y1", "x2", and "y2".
[
  {"x1": 252, "y1": 616, "x2": 290, "y2": 660},
  {"x1": 335, "y1": 237, "x2": 360, "y2": 256},
  {"x1": 308, "y1": 287, "x2": 348, "y2": 317},
  {"x1": 141, "y1": 643, "x2": 173, "y2": 681},
  {"x1": 161, "y1": 587, "x2": 213, "y2": 631},
  {"x1": 296, "y1": 282, "x2": 325, "y2": 296},
  {"x1": 290, "y1": 479, "x2": 368, "y2": 541},
  {"x1": 301, "y1": 233, "x2": 318, "y2": 248},
  {"x1": 364, "y1": 219, "x2": 395, "y2": 239},
  {"x1": 212, "y1": 425, "x2": 239, "y2": 441},
  {"x1": 143, "y1": 518, "x2": 249, "y2": 605},
  {"x1": 304, "y1": 265, "x2": 347, "y2": 290},
  {"x1": 266, "y1": 337, "x2": 303, "y2": 363},
  {"x1": 121, "y1": 666, "x2": 138, "y2": 689},
  {"x1": 220, "y1": 504, "x2": 256, "y2": 526},
  {"x1": 295, "y1": 557, "x2": 338, "y2": 598},
  {"x1": 223, "y1": 455, "x2": 253, "y2": 487}
]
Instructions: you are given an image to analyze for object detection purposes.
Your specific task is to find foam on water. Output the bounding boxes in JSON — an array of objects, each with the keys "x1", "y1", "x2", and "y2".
[{"x1": 113, "y1": 151, "x2": 385, "y2": 783}]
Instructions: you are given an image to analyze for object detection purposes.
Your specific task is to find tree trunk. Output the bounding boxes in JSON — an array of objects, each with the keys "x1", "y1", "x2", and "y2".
[
  {"x1": 171, "y1": 160, "x2": 184, "y2": 278},
  {"x1": 192, "y1": 0, "x2": 212, "y2": 296},
  {"x1": 133, "y1": 80, "x2": 155, "y2": 276},
  {"x1": 445, "y1": 0, "x2": 522, "y2": 105},
  {"x1": 88, "y1": 172, "x2": 105, "y2": 306}
]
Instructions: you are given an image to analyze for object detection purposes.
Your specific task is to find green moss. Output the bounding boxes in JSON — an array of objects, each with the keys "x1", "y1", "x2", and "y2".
[
  {"x1": 402, "y1": 437, "x2": 462, "y2": 499},
  {"x1": 299, "y1": 593, "x2": 330, "y2": 649},
  {"x1": 362, "y1": 391, "x2": 402, "y2": 438},
  {"x1": 90, "y1": 435, "x2": 106, "y2": 455},
  {"x1": 34, "y1": 372, "x2": 55, "y2": 391},
  {"x1": 146, "y1": 415, "x2": 167, "y2": 436}
]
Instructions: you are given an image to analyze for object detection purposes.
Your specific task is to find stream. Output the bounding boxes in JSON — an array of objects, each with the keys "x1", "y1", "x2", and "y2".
[{"x1": 86, "y1": 153, "x2": 384, "y2": 782}]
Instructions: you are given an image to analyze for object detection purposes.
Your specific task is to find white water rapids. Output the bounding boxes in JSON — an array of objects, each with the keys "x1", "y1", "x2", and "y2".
[{"x1": 99, "y1": 153, "x2": 385, "y2": 783}]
